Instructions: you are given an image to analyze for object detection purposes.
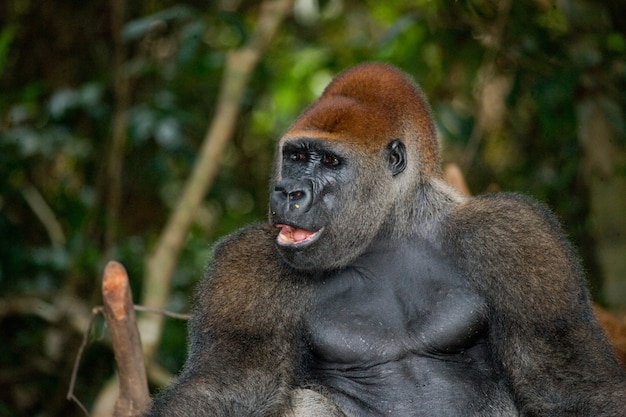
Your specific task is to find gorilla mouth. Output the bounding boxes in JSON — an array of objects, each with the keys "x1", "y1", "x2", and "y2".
[{"x1": 275, "y1": 224, "x2": 323, "y2": 247}]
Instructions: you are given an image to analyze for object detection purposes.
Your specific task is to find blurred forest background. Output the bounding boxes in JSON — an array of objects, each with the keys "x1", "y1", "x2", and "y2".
[{"x1": 0, "y1": 0, "x2": 625, "y2": 416}]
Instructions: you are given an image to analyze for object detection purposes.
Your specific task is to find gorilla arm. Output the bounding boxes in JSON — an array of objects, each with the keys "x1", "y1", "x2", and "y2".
[
  {"x1": 443, "y1": 193, "x2": 626, "y2": 416},
  {"x1": 145, "y1": 224, "x2": 344, "y2": 417}
]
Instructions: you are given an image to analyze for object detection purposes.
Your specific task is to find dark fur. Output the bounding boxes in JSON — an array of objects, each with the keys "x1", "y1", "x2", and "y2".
[
  {"x1": 442, "y1": 194, "x2": 626, "y2": 415},
  {"x1": 146, "y1": 63, "x2": 626, "y2": 416},
  {"x1": 147, "y1": 225, "x2": 317, "y2": 416}
]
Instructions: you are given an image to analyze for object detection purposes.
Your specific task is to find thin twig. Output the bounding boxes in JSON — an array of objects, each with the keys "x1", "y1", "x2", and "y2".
[
  {"x1": 460, "y1": 0, "x2": 512, "y2": 172},
  {"x1": 133, "y1": 305, "x2": 190, "y2": 320},
  {"x1": 105, "y1": 0, "x2": 132, "y2": 258},
  {"x1": 21, "y1": 181, "x2": 66, "y2": 247},
  {"x1": 67, "y1": 306, "x2": 103, "y2": 417},
  {"x1": 67, "y1": 303, "x2": 187, "y2": 416}
]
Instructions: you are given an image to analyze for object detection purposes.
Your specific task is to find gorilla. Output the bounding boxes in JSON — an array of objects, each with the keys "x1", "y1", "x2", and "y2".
[{"x1": 145, "y1": 62, "x2": 626, "y2": 416}]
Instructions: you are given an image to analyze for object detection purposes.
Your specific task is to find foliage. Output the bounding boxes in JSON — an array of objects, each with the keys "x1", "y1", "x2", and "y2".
[{"x1": 0, "y1": 0, "x2": 624, "y2": 416}]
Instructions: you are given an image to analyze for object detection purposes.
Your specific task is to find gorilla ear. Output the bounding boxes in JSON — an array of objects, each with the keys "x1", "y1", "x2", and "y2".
[{"x1": 386, "y1": 140, "x2": 407, "y2": 177}]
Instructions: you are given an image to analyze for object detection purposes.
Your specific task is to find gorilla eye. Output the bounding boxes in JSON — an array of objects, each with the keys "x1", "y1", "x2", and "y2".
[
  {"x1": 322, "y1": 153, "x2": 340, "y2": 167},
  {"x1": 289, "y1": 151, "x2": 307, "y2": 162}
]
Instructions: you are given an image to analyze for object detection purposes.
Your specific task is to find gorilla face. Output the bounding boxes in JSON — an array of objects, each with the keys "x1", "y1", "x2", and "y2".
[
  {"x1": 270, "y1": 137, "x2": 357, "y2": 271},
  {"x1": 270, "y1": 136, "x2": 406, "y2": 271},
  {"x1": 268, "y1": 64, "x2": 416, "y2": 272}
]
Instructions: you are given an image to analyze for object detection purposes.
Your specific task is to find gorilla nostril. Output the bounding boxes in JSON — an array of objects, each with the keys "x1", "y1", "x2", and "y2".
[
  {"x1": 289, "y1": 190, "x2": 305, "y2": 201},
  {"x1": 271, "y1": 180, "x2": 313, "y2": 213}
]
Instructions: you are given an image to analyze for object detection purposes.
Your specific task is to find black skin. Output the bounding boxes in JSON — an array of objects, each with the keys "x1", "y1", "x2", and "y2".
[
  {"x1": 146, "y1": 63, "x2": 626, "y2": 416},
  {"x1": 304, "y1": 236, "x2": 517, "y2": 416}
]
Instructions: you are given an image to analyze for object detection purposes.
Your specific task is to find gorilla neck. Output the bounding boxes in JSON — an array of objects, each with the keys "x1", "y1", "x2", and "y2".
[{"x1": 381, "y1": 177, "x2": 464, "y2": 244}]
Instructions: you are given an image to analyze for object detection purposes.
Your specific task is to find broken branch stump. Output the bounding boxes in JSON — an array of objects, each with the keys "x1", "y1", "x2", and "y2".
[{"x1": 102, "y1": 261, "x2": 150, "y2": 417}]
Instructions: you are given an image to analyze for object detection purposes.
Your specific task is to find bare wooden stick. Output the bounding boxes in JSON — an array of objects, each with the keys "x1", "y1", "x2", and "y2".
[
  {"x1": 21, "y1": 181, "x2": 66, "y2": 247},
  {"x1": 67, "y1": 306, "x2": 103, "y2": 417},
  {"x1": 133, "y1": 305, "x2": 190, "y2": 320},
  {"x1": 102, "y1": 261, "x2": 150, "y2": 417},
  {"x1": 444, "y1": 163, "x2": 471, "y2": 197},
  {"x1": 67, "y1": 303, "x2": 187, "y2": 416},
  {"x1": 105, "y1": 0, "x2": 132, "y2": 257},
  {"x1": 139, "y1": 0, "x2": 294, "y2": 363}
]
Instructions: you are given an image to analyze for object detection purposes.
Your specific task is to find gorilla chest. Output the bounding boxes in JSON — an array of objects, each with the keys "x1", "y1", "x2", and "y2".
[
  {"x1": 304, "y1": 244, "x2": 488, "y2": 367},
  {"x1": 302, "y1": 247, "x2": 502, "y2": 415}
]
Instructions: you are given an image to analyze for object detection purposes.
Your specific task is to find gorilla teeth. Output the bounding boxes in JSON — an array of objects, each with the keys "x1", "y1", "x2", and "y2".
[{"x1": 275, "y1": 224, "x2": 322, "y2": 246}]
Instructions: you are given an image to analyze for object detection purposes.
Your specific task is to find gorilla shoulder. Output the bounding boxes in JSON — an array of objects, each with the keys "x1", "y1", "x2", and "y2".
[
  {"x1": 443, "y1": 192, "x2": 584, "y2": 303},
  {"x1": 190, "y1": 223, "x2": 310, "y2": 352}
]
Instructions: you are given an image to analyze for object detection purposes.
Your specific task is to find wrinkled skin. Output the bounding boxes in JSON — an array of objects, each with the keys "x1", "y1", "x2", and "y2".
[{"x1": 270, "y1": 137, "x2": 401, "y2": 271}]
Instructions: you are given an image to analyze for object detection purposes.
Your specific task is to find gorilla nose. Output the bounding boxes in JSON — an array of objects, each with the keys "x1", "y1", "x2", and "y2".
[{"x1": 271, "y1": 179, "x2": 314, "y2": 214}]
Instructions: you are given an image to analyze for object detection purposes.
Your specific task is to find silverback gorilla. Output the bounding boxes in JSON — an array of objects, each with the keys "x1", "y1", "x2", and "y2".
[{"x1": 146, "y1": 63, "x2": 626, "y2": 416}]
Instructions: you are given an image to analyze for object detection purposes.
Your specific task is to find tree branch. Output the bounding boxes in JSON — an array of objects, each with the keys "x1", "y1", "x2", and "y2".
[
  {"x1": 139, "y1": 0, "x2": 294, "y2": 362},
  {"x1": 102, "y1": 261, "x2": 150, "y2": 417},
  {"x1": 21, "y1": 181, "x2": 66, "y2": 248},
  {"x1": 66, "y1": 301, "x2": 188, "y2": 416},
  {"x1": 67, "y1": 306, "x2": 103, "y2": 417},
  {"x1": 105, "y1": 0, "x2": 132, "y2": 257}
]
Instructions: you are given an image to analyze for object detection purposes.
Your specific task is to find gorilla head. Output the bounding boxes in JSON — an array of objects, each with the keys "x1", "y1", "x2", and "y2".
[{"x1": 269, "y1": 63, "x2": 443, "y2": 271}]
